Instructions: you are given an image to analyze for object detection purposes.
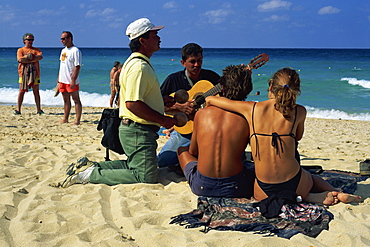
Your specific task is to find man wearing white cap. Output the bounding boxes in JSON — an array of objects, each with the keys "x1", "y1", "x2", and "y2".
[{"x1": 60, "y1": 18, "x2": 177, "y2": 187}]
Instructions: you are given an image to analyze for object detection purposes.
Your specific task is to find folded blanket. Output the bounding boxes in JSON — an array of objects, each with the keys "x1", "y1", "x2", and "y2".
[{"x1": 170, "y1": 170, "x2": 367, "y2": 239}]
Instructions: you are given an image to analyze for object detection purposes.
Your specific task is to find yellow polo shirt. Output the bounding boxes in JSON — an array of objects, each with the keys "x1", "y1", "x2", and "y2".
[{"x1": 119, "y1": 52, "x2": 164, "y2": 127}]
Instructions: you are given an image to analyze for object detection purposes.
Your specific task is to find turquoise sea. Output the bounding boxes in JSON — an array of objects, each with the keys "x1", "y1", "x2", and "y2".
[{"x1": 1, "y1": 47, "x2": 369, "y2": 121}]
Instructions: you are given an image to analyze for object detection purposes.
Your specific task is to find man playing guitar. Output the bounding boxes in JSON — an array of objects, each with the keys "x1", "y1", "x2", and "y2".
[{"x1": 158, "y1": 43, "x2": 220, "y2": 168}]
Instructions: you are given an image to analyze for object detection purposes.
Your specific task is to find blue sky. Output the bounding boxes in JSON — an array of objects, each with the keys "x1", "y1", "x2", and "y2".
[{"x1": 1, "y1": 0, "x2": 369, "y2": 48}]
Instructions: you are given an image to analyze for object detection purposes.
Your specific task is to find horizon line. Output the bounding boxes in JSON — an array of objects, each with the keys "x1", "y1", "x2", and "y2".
[{"x1": 2, "y1": 46, "x2": 370, "y2": 49}]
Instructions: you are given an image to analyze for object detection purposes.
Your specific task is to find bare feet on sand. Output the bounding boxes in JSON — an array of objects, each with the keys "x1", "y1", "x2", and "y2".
[
  {"x1": 305, "y1": 191, "x2": 362, "y2": 206},
  {"x1": 335, "y1": 191, "x2": 362, "y2": 203},
  {"x1": 59, "y1": 120, "x2": 80, "y2": 125},
  {"x1": 322, "y1": 192, "x2": 338, "y2": 206}
]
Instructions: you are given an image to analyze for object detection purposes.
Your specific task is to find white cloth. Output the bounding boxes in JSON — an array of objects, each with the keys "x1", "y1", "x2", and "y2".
[{"x1": 58, "y1": 46, "x2": 82, "y2": 85}]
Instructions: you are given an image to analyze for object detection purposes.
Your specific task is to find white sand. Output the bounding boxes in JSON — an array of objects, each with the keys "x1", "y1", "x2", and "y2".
[{"x1": 0, "y1": 105, "x2": 369, "y2": 247}]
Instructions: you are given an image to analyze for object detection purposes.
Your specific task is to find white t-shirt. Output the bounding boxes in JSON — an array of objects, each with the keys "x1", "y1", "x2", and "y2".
[{"x1": 58, "y1": 46, "x2": 82, "y2": 84}]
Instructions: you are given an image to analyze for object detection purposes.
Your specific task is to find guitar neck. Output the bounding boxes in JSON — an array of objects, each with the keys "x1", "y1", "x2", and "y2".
[{"x1": 195, "y1": 83, "x2": 222, "y2": 105}]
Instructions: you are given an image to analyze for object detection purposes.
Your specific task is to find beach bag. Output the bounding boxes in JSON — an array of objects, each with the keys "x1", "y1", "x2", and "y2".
[{"x1": 97, "y1": 108, "x2": 124, "y2": 160}]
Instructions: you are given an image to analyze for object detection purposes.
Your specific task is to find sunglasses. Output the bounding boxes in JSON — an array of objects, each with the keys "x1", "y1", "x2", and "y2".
[
  {"x1": 26, "y1": 39, "x2": 34, "y2": 41},
  {"x1": 60, "y1": 37, "x2": 69, "y2": 40}
]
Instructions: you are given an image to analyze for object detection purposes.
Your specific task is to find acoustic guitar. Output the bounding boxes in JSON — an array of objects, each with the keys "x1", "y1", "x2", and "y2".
[{"x1": 169, "y1": 53, "x2": 269, "y2": 135}]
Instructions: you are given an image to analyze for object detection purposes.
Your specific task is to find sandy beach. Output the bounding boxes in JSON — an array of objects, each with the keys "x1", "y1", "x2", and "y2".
[{"x1": 0, "y1": 105, "x2": 369, "y2": 247}]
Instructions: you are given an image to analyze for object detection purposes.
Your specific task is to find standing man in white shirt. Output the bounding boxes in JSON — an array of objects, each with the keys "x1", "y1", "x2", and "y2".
[{"x1": 58, "y1": 31, "x2": 82, "y2": 125}]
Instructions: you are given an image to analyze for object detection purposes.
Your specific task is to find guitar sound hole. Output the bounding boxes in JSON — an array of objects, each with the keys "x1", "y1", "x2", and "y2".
[{"x1": 194, "y1": 95, "x2": 205, "y2": 106}]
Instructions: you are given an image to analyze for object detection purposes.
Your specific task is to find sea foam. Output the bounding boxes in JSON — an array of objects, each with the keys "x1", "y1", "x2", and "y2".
[
  {"x1": 305, "y1": 106, "x2": 370, "y2": 121},
  {"x1": 1, "y1": 87, "x2": 369, "y2": 121},
  {"x1": 0, "y1": 87, "x2": 111, "y2": 108},
  {"x1": 341, "y1": 77, "x2": 370, "y2": 89}
]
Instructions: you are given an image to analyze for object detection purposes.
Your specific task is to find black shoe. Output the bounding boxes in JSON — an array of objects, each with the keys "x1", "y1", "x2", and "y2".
[{"x1": 13, "y1": 110, "x2": 21, "y2": 115}]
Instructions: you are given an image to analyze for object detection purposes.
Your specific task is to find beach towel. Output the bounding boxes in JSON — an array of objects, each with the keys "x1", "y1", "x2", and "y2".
[
  {"x1": 21, "y1": 63, "x2": 36, "y2": 92},
  {"x1": 170, "y1": 196, "x2": 333, "y2": 239},
  {"x1": 170, "y1": 170, "x2": 367, "y2": 239}
]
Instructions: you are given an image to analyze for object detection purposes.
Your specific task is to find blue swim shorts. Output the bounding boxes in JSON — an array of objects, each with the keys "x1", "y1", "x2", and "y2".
[{"x1": 184, "y1": 161, "x2": 254, "y2": 198}]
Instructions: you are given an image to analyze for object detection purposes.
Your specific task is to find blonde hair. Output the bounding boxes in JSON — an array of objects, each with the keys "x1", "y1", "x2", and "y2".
[{"x1": 269, "y1": 67, "x2": 301, "y2": 118}]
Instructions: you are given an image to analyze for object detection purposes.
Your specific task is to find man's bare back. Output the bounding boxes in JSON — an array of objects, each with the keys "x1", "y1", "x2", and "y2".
[
  {"x1": 177, "y1": 105, "x2": 255, "y2": 198},
  {"x1": 189, "y1": 106, "x2": 249, "y2": 178}
]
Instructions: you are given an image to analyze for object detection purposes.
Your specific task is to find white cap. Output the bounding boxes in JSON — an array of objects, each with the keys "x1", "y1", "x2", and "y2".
[{"x1": 126, "y1": 18, "x2": 164, "y2": 40}]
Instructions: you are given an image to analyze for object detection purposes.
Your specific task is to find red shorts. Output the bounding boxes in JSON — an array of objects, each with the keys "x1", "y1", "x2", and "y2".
[{"x1": 59, "y1": 83, "x2": 80, "y2": 93}]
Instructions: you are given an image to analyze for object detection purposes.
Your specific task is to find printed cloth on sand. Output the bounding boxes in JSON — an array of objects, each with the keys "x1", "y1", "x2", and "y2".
[{"x1": 170, "y1": 196, "x2": 333, "y2": 239}]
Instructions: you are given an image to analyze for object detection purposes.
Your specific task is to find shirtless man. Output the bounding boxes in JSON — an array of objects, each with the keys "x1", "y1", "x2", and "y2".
[
  {"x1": 177, "y1": 65, "x2": 255, "y2": 198},
  {"x1": 109, "y1": 61, "x2": 121, "y2": 107}
]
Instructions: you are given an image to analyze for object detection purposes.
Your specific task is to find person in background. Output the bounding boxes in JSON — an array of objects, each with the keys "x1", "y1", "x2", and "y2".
[
  {"x1": 177, "y1": 64, "x2": 255, "y2": 198},
  {"x1": 60, "y1": 18, "x2": 176, "y2": 187},
  {"x1": 58, "y1": 31, "x2": 82, "y2": 125},
  {"x1": 109, "y1": 61, "x2": 121, "y2": 107},
  {"x1": 15, "y1": 33, "x2": 44, "y2": 115},
  {"x1": 206, "y1": 68, "x2": 362, "y2": 205},
  {"x1": 111, "y1": 63, "x2": 123, "y2": 107},
  {"x1": 158, "y1": 43, "x2": 220, "y2": 168}
]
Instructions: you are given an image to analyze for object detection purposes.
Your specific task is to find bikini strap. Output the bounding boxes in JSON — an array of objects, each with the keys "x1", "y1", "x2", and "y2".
[
  {"x1": 250, "y1": 102, "x2": 260, "y2": 159},
  {"x1": 251, "y1": 102, "x2": 257, "y2": 136},
  {"x1": 271, "y1": 132, "x2": 284, "y2": 155}
]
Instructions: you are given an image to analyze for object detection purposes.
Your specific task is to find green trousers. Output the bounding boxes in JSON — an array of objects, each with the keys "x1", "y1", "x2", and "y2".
[{"x1": 90, "y1": 122, "x2": 159, "y2": 185}]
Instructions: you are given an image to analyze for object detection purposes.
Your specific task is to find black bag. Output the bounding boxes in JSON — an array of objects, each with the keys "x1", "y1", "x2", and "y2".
[{"x1": 97, "y1": 108, "x2": 124, "y2": 160}]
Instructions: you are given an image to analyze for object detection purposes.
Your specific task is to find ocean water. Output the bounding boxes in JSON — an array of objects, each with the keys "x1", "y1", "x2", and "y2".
[{"x1": 1, "y1": 47, "x2": 369, "y2": 121}]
